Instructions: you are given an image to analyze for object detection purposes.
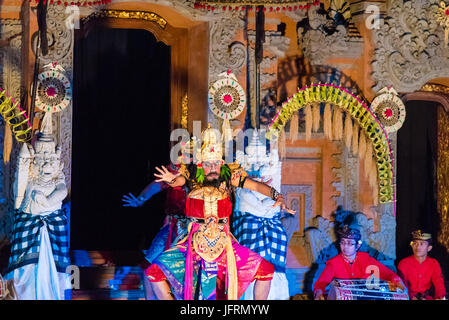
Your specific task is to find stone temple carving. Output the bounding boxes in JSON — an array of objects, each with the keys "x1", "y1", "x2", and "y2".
[
  {"x1": 6, "y1": 113, "x2": 70, "y2": 300},
  {"x1": 14, "y1": 114, "x2": 67, "y2": 214},
  {"x1": 296, "y1": 2, "x2": 363, "y2": 66},
  {"x1": 371, "y1": 0, "x2": 449, "y2": 92}
]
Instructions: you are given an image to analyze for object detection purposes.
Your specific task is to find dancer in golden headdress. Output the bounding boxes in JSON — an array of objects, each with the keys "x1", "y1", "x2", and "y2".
[{"x1": 145, "y1": 125, "x2": 294, "y2": 300}]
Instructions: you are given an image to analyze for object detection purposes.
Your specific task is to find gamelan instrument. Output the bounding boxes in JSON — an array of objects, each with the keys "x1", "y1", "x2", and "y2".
[{"x1": 327, "y1": 278, "x2": 408, "y2": 300}]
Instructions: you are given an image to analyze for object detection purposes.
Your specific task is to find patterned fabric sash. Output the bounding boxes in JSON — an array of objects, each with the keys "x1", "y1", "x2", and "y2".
[
  {"x1": 232, "y1": 211, "x2": 288, "y2": 272},
  {"x1": 8, "y1": 210, "x2": 70, "y2": 273}
]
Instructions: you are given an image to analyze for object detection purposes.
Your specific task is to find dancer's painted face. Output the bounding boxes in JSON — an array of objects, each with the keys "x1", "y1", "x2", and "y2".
[{"x1": 203, "y1": 161, "x2": 221, "y2": 181}]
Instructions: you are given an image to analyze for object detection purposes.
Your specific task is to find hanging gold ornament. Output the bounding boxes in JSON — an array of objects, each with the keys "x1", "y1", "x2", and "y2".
[
  {"x1": 312, "y1": 103, "x2": 321, "y2": 132},
  {"x1": 358, "y1": 130, "x2": 366, "y2": 161},
  {"x1": 364, "y1": 140, "x2": 373, "y2": 178},
  {"x1": 352, "y1": 122, "x2": 359, "y2": 155},
  {"x1": 304, "y1": 104, "x2": 312, "y2": 142},
  {"x1": 279, "y1": 127, "x2": 286, "y2": 159},
  {"x1": 324, "y1": 103, "x2": 333, "y2": 140},
  {"x1": 344, "y1": 113, "x2": 353, "y2": 150},
  {"x1": 290, "y1": 110, "x2": 299, "y2": 141},
  {"x1": 0, "y1": 89, "x2": 32, "y2": 143},
  {"x1": 333, "y1": 107, "x2": 343, "y2": 141}
]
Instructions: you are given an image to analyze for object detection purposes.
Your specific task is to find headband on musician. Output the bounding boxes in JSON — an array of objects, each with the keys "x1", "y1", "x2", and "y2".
[
  {"x1": 410, "y1": 229, "x2": 432, "y2": 245},
  {"x1": 337, "y1": 225, "x2": 362, "y2": 245}
]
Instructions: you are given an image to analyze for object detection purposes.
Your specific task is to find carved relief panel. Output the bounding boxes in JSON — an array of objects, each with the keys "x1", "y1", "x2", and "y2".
[
  {"x1": 371, "y1": 0, "x2": 449, "y2": 92},
  {"x1": 0, "y1": 19, "x2": 23, "y2": 238}
]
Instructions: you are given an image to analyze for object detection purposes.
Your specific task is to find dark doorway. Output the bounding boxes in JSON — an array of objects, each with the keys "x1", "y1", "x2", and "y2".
[
  {"x1": 396, "y1": 100, "x2": 449, "y2": 291},
  {"x1": 396, "y1": 100, "x2": 438, "y2": 261},
  {"x1": 71, "y1": 25, "x2": 171, "y2": 252}
]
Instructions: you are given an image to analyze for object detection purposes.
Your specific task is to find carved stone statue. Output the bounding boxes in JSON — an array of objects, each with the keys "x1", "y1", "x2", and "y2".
[
  {"x1": 5, "y1": 113, "x2": 70, "y2": 300},
  {"x1": 233, "y1": 129, "x2": 290, "y2": 300},
  {"x1": 296, "y1": 1, "x2": 363, "y2": 65}
]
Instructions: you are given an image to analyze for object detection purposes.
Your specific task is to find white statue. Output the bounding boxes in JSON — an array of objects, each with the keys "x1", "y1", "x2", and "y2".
[
  {"x1": 5, "y1": 113, "x2": 70, "y2": 300},
  {"x1": 233, "y1": 129, "x2": 291, "y2": 300}
]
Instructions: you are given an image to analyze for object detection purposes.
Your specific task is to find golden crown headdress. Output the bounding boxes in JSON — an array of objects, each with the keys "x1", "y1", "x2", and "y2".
[{"x1": 196, "y1": 123, "x2": 223, "y2": 163}]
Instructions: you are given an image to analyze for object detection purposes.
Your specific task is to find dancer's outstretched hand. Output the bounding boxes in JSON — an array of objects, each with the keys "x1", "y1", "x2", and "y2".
[
  {"x1": 272, "y1": 195, "x2": 296, "y2": 215},
  {"x1": 154, "y1": 166, "x2": 180, "y2": 184},
  {"x1": 122, "y1": 192, "x2": 144, "y2": 207}
]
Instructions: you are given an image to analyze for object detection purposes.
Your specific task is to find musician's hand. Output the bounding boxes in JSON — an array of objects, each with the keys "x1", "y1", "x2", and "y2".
[
  {"x1": 313, "y1": 289, "x2": 324, "y2": 300},
  {"x1": 154, "y1": 166, "x2": 180, "y2": 184},
  {"x1": 272, "y1": 195, "x2": 296, "y2": 215},
  {"x1": 388, "y1": 281, "x2": 405, "y2": 292}
]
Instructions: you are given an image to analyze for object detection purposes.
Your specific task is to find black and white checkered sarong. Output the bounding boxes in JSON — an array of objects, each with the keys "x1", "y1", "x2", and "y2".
[
  {"x1": 7, "y1": 210, "x2": 70, "y2": 273},
  {"x1": 232, "y1": 211, "x2": 288, "y2": 272}
]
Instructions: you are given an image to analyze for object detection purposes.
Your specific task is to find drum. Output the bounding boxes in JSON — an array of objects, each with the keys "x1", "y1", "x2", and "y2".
[{"x1": 327, "y1": 278, "x2": 408, "y2": 300}]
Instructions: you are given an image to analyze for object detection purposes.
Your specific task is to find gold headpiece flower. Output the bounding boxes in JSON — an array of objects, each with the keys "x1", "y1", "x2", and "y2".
[
  {"x1": 411, "y1": 230, "x2": 432, "y2": 241},
  {"x1": 197, "y1": 123, "x2": 223, "y2": 163}
]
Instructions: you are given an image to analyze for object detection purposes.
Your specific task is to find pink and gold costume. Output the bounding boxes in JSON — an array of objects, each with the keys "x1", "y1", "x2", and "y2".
[{"x1": 146, "y1": 169, "x2": 274, "y2": 300}]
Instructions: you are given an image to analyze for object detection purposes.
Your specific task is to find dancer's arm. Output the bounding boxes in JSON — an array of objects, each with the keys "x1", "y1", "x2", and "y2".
[
  {"x1": 240, "y1": 178, "x2": 295, "y2": 214},
  {"x1": 122, "y1": 180, "x2": 163, "y2": 207}
]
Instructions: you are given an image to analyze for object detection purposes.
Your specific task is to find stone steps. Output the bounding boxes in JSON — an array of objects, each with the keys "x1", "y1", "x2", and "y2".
[
  {"x1": 68, "y1": 288, "x2": 145, "y2": 300},
  {"x1": 68, "y1": 250, "x2": 150, "y2": 300}
]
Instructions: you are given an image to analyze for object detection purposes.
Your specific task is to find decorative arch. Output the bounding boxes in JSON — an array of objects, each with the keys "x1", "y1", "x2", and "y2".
[
  {"x1": 0, "y1": 89, "x2": 32, "y2": 142},
  {"x1": 266, "y1": 83, "x2": 394, "y2": 204}
]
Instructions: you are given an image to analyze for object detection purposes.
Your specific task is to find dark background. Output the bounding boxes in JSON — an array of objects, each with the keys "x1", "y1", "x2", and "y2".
[
  {"x1": 71, "y1": 26, "x2": 171, "y2": 252},
  {"x1": 396, "y1": 100, "x2": 449, "y2": 288}
]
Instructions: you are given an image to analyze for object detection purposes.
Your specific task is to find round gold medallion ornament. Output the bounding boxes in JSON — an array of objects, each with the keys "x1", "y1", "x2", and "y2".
[
  {"x1": 208, "y1": 71, "x2": 246, "y2": 120},
  {"x1": 35, "y1": 63, "x2": 72, "y2": 113},
  {"x1": 370, "y1": 87, "x2": 406, "y2": 133}
]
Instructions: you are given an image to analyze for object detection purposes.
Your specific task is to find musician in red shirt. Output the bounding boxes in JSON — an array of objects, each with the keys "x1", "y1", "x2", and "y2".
[
  {"x1": 313, "y1": 225, "x2": 405, "y2": 300},
  {"x1": 397, "y1": 230, "x2": 446, "y2": 300}
]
